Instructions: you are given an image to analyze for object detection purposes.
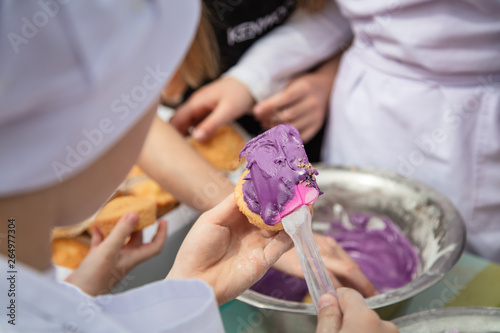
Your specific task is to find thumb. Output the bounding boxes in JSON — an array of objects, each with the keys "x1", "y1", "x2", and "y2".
[
  {"x1": 316, "y1": 293, "x2": 342, "y2": 333},
  {"x1": 103, "y1": 212, "x2": 139, "y2": 252}
]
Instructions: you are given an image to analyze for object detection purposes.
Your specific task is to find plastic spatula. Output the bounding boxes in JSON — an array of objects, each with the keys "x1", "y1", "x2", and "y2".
[{"x1": 281, "y1": 205, "x2": 337, "y2": 313}]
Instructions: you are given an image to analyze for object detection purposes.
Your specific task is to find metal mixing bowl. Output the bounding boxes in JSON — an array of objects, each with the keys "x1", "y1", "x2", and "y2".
[
  {"x1": 393, "y1": 307, "x2": 500, "y2": 332},
  {"x1": 237, "y1": 165, "x2": 466, "y2": 329}
]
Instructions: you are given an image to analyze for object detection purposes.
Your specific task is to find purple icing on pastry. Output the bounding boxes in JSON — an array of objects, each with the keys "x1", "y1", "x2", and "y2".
[
  {"x1": 251, "y1": 213, "x2": 419, "y2": 299},
  {"x1": 239, "y1": 124, "x2": 320, "y2": 226}
]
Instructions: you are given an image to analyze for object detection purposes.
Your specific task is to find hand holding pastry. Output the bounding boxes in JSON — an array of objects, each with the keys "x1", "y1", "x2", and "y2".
[
  {"x1": 273, "y1": 233, "x2": 377, "y2": 297},
  {"x1": 65, "y1": 212, "x2": 167, "y2": 296},
  {"x1": 170, "y1": 77, "x2": 255, "y2": 141},
  {"x1": 166, "y1": 195, "x2": 292, "y2": 305},
  {"x1": 316, "y1": 289, "x2": 399, "y2": 333}
]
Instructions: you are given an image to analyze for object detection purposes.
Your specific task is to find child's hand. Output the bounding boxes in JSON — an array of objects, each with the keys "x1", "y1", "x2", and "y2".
[
  {"x1": 167, "y1": 195, "x2": 293, "y2": 305},
  {"x1": 273, "y1": 233, "x2": 376, "y2": 297},
  {"x1": 253, "y1": 54, "x2": 341, "y2": 143},
  {"x1": 65, "y1": 212, "x2": 167, "y2": 296},
  {"x1": 316, "y1": 289, "x2": 399, "y2": 333},
  {"x1": 170, "y1": 78, "x2": 255, "y2": 141}
]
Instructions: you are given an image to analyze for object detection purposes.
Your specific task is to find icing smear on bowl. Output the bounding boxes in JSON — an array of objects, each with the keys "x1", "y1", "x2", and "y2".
[{"x1": 327, "y1": 213, "x2": 419, "y2": 293}]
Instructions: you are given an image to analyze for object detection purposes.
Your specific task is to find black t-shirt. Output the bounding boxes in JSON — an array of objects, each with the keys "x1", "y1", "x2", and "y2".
[
  {"x1": 185, "y1": 0, "x2": 325, "y2": 161},
  {"x1": 204, "y1": 0, "x2": 296, "y2": 73}
]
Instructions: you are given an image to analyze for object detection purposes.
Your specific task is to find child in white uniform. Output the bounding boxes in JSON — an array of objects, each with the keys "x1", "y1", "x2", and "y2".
[{"x1": 0, "y1": 1, "x2": 396, "y2": 332}]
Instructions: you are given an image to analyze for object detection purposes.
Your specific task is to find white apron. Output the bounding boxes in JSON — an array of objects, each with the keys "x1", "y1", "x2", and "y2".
[{"x1": 324, "y1": 0, "x2": 500, "y2": 262}]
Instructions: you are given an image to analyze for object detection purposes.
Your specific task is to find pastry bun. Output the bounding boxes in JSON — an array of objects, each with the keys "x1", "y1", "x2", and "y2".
[
  {"x1": 235, "y1": 170, "x2": 284, "y2": 231},
  {"x1": 51, "y1": 236, "x2": 90, "y2": 269},
  {"x1": 89, "y1": 195, "x2": 157, "y2": 237},
  {"x1": 190, "y1": 124, "x2": 246, "y2": 171}
]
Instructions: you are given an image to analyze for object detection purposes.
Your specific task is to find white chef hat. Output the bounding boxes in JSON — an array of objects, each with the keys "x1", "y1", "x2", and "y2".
[{"x1": 0, "y1": 0, "x2": 199, "y2": 196}]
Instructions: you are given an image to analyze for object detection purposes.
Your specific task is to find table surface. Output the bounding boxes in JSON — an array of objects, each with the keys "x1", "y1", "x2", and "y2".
[{"x1": 220, "y1": 251, "x2": 500, "y2": 332}]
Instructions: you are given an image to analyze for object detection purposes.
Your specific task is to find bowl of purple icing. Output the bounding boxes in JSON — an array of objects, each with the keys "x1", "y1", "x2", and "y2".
[{"x1": 237, "y1": 165, "x2": 465, "y2": 327}]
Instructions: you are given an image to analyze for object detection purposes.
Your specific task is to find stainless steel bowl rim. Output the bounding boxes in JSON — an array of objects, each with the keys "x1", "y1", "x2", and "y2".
[{"x1": 392, "y1": 306, "x2": 500, "y2": 324}]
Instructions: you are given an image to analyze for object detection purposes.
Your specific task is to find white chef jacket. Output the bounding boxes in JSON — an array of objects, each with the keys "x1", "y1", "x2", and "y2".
[
  {"x1": 226, "y1": 0, "x2": 500, "y2": 262},
  {"x1": 0, "y1": 257, "x2": 224, "y2": 333},
  {"x1": 0, "y1": 1, "x2": 226, "y2": 331}
]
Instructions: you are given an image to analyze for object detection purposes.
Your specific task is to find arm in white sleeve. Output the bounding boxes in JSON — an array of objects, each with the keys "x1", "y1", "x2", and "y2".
[
  {"x1": 94, "y1": 279, "x2": 224, "y2": 333},
  {"x1": 224, "y1": 0, "x2": 352, "y2": 101},
  {"x1": 4, "y1": 262, "x2": 224, "y2": 333}
]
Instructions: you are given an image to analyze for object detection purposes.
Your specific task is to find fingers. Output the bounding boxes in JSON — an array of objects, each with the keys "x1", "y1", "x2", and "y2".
[
  {"x1": 300, "y1": 124, "x2": 322, "y2": 144},
  {"x1": 318, "y1": 236, "x2": 377, "y2": 297},
  {"x1": 340, "y1": 287, "x2": 400, "y2": 333},
  {"x1": 171, "y1": 78, "x2": 254, "y2": 141},
  {"x1": 337, "y1": 288, "x2": 382, "y2": 332},
  {"x1": 337, "y1": 288, "x2": 368, "y2": 315},
  {"x1": 103, "y1": 212, "x2": 139, "y2": 252},
  {"x1": 190, "y1": 101, "x2": 234, "y2": 141},
  {"x1": 316, "y1": 293, "x2": 342, "y2": 333},
  {"x1": 381, "y1": 321, "x2": 400, "y2": 333},
  {"x1": 125, "y1": 228, "x2": 143, "y2": 249},
  {"x1": 272, "y1": 249, "x2": 343, "y2": 288},
  {"x1": 253, "y1": 84, "x2": 303, "y2": 122},
  {"x1": 255, "y1": 89, "x2": 324, "y2": 143},
  {"x1": 260, "y1": 103, "x2": 303, "y2": 129},
  {"x1": 262, "y1": 230, "x2": 293, "y2": 266},
  {"x1": 340, "y1": 267, "x2": 377, "y2": 298},
  {"x1": 322, "y1": 255, "x2": 376, "y2": 297},
  {"x1": 200, "y1": 194, "x2": 292, "y2": 266},
  {"x1": 90, "y1": 224, "x2": 104, "y2": 248},
  {"x1": 328, "y1": 272, "x2": 343, "y2": 291},
  {"x1": 317, "y1": 289, "x2": 399, "y2": 333},
  {"x1": 126, "y1": 219, "x2": 168, "y2": 266},
  {"x1": 170, "y1": 95, "x2": 214, "y2": 136},
  {"x1": 203, "y1": 194, "x2": 246, "y2": 228}
]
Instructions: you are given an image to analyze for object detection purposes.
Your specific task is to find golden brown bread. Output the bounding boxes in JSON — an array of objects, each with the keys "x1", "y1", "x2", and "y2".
[
  {"x1": 190, "y1": 125, "x2": 245, "y2": 171},
  {"x1": 127, "y1": 165, "x2": 145, "y2": 178},
  {"x1": 126, "y1": 179, "x2": 178, "y2": 217},
  {"x1": 51, "y1": 218, "x2": 93, "y2": 240},
  {"x1": 89, "y1": 196, "x2": 157, "y2": 237},
  {"x1": 234, "y1": 170, "x2": 284, "y2": 231},
  {"x1": 302, "y1": 292, "x2": 313, "y2": 304},
  {"x1": 124, "y1": 165, "x2": 179, "y2": 217},
  {"x1": 52, "y1": 166, "x2": 177, "y2": 241},
  {"x1": 51, "y1": 236, "x2": 90, "y2": 269}
]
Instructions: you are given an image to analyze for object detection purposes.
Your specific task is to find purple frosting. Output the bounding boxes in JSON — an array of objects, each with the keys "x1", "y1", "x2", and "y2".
[
  {"x1": 250, "y1": 268, "x2": 309, "y2": 302},
  {"x1": 327, "y1": 213, "x2": 419, "y2": 293},
  {"x1": 240, "y1": 124, "x2": 320, "y2": 225},
  {"x1": 251, "y1": 213, "x2": 419, "y2": 299}
]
